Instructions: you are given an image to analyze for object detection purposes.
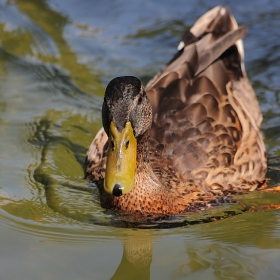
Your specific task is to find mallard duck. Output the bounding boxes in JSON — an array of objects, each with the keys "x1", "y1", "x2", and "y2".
[{"x1": 85, "y1": 6, "x2": 267, "y2": 217}]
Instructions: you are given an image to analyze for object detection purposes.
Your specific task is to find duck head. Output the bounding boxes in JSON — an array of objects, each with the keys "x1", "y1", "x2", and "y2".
[{"x1": 102, "y1": 76, "x2": 152, "y2": 196}]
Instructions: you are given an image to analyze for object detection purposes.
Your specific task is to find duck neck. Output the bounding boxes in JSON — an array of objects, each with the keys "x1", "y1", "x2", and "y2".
[
  {"x1": 135, "y1": 131, "x2": 162, "y2": 192},
  {"x1": 136, "y1": 131, "x2": 150, "y2": 165}
]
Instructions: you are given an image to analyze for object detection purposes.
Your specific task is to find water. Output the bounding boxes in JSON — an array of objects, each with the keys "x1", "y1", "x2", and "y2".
[{"x1": 0, "y1": 0, "x2": 280, "y2": 279}]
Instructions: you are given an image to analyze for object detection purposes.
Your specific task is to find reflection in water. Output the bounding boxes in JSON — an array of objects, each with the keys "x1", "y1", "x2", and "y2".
[
  {"x1": 111, "y1": 232, "x2": 153, "y2": 280},
  {"x1": 110, "y1": 209, "x2": 280, "y2": 280},
  {"x1": 181, "y1": 213, "x2": 280, "y2": 279},
  {"x1": 0, "y1": 0, "x2": 104, "y2": 95}
]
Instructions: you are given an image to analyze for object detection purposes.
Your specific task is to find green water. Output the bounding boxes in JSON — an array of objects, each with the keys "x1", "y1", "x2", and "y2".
[{"x1": 0, "y1": 0, "x2": 280, "y2": 279}]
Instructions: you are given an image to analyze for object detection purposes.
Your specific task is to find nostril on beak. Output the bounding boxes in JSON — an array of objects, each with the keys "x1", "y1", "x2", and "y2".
[{"x1": 113, "y1": 184, "x2": 123, "y2": 196}]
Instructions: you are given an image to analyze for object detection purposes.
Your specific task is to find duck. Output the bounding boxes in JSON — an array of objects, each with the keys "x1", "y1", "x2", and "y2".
[{"x1": 85, "y1": 6, "x2": 267, "y2": 218}]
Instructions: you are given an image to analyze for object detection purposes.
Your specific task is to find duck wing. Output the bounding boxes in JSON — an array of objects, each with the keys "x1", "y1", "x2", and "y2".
[{"x1": 146, "y1": 6, "x2": 266, "y2": 192}]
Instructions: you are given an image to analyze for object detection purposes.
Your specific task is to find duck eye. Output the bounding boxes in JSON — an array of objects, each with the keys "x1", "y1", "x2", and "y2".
[{"x1": 138, "y1": 97, "x2": 143, "y2": 105}]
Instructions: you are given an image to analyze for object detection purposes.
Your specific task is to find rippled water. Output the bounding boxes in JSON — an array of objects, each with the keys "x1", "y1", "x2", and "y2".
[{"x1": 0, "y1": 0, "x2": 280, "y2": 279}]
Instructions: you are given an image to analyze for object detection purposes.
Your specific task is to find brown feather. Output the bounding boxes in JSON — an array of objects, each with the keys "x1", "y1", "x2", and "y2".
[{"x1": 85, "y1": 6, "x2": 267, "y2": 218}]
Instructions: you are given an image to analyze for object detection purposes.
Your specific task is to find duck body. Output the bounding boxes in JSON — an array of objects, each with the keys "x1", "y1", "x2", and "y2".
[{"x1": 85, "y1": 6, "x2": 267, "y2": 217}]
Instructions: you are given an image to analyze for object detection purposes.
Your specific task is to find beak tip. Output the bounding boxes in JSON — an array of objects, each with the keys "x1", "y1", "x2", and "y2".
[{"x1": 113, "y1": 184, "x2": 123, "y2": 196}]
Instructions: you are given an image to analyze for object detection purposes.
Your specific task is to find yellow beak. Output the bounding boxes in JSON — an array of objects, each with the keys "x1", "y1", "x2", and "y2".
[{"x1": 104, "y1": 121, "x2": 137, "y2": 196}]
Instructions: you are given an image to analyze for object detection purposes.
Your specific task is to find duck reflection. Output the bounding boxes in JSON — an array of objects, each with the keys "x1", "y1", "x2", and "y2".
[
  {"x1": 111, "y1": 232, "x2": 153, "y2": 280},
  {"x1": 109, "y1": 203, "x2": 280, "y2": 280}
]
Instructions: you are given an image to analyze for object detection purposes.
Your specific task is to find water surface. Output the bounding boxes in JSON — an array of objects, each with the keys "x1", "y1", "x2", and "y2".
[{"x1": 0, "y1": 0, "x2": 280, "y2": 279}]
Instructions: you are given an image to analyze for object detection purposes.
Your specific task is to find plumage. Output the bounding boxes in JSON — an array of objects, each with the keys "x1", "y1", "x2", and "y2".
[{"x1": 85, "y1": 6, "x2": 267, "y2": 218}]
